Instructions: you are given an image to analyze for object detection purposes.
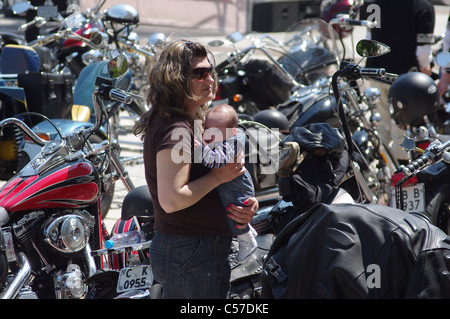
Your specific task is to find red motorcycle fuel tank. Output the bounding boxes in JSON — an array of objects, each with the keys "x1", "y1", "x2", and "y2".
[
  {"x1": 0, "y1": 159, "x2": 99, "y2": 213},
  {"x1": 62, "y1": 23, "x2": 95, "y2": 49}
]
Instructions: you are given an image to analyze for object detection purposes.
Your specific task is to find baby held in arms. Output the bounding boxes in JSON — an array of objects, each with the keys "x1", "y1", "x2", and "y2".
[{"x1": 195, "y1": 104, "x2": 257, "y2": 261}]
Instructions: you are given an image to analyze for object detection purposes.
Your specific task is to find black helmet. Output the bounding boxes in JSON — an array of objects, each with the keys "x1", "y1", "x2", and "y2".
[
  {"x1": 252, "y1": 109, "x2": 290, "y2": 132},
  {"x1": 388, "y1": 72, "x2": 441, "y2": 126}
]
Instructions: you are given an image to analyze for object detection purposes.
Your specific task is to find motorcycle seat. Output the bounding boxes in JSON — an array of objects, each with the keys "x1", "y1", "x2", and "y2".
[
  {"x1": 121, "y1": 185, "x2": 154, "y2": 221},
  {"x1": 0, "y1": 44, "x2": 39, "y2": 74}
]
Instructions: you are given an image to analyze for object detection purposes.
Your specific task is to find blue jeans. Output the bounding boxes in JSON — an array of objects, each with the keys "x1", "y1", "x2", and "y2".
[
  {"x1": 217, "y1": 170, "x2": 255, "y2": 235},
  {"x1": 149, "y1": 232, "x2": 232, "y2": 299}
]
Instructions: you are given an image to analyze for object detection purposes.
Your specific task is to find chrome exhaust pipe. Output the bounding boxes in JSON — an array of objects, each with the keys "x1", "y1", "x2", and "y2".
[
  {"x1": 83, "y1": 245, "x2": 97, "y2": 278},
  {"x1": 1, "y1": 252, "x2": 32, "y2": 299}
]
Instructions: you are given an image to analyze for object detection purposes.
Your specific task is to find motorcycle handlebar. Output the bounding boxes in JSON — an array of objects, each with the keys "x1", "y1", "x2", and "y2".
[
  {"x1": 359, "y1": 67, "x2": 386, "y2": 77},
  {"x1": 331, "y1": 16, "x2": 377, "y2": 29},
  {"x1": 28, "y1": 29, "x2": 101, "y2": 49},
  {"x1": 0, "y1": 118, "x2": 46, "y2": 147},
  {"x1": 109, "y1": 88, "x2": 133, "y2": 105},
  {"x1": 215, "y1": 57, "x2": 232, "y2": 71},
  {"x1": 339, "y1": 62, "x2": 387, "y2": 80},
  {"x1": 346, "y1": 19, "x2": 377, "y2": 28},
  {"x1": 398, "y1": 154, "x2": 434, "y2": 184},
  {"x1": 396, "y1": 139, "x2": 450, "y2": 185},
  {"x1": 116, "y1": 40, "x2": 154, "y2": 59},
  {"x1": 18, "y1": 18, "x2": 44, "y2": 31}
]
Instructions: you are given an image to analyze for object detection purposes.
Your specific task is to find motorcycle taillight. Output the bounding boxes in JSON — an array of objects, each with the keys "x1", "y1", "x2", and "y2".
[
  {"x1": 233, "y1": 94, "x2": 243, "y2": 103},
  {"x1": 390, "y1": 171, "x2": 420, "y2": 187},
  {"x1": 416, "y1": 141, "x2": 431, "y2": 151}
]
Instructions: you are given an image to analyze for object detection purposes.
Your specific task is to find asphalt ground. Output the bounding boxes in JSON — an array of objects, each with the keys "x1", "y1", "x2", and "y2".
[{"x1": 0, "y1": 6, "x2": 449, "y2": 233}]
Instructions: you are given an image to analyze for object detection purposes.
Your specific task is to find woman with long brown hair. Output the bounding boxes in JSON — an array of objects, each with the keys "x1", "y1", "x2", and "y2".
[{"x1": 133, "y1": 40, "x2": 258, "y2": 299}]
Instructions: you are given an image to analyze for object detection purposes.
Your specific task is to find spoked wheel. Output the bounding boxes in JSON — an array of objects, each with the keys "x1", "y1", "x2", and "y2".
[{"x1": 425, "y1": 181, "x2": 450, "y2": 235}]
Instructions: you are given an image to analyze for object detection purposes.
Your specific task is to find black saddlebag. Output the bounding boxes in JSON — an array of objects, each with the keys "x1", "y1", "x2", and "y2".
[
  {"x1": 262, "y1": 203, "x2": 450, "y2": 299},
  {"x1": 18, "y1": 72, "x2": 73, "y2": 125}
]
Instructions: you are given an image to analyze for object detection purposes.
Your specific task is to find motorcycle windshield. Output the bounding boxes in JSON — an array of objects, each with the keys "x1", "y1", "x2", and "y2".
[{"x1": 279, "y1": 18, "x2": 341, "y2": 84}]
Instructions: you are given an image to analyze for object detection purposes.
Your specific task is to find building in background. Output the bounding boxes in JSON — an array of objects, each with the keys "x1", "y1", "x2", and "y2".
[{"x1": 78, "y1": 0, "x2": 320, "y2": 34}]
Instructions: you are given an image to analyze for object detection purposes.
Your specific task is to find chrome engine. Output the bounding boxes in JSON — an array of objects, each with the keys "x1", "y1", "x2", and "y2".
[{"x1": 1, "y1": 209, "x2": 96, "y2": 299}]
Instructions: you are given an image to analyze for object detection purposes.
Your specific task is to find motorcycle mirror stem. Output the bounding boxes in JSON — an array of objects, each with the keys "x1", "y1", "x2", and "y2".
[{"x1": 92, "y1": 0, "x2": 106, "y2": 14}]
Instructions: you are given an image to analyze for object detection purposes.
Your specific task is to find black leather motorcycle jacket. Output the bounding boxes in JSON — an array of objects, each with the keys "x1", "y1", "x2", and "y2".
[{"x1": 262, "y1": 203, "x2": 450, "y2": 299}]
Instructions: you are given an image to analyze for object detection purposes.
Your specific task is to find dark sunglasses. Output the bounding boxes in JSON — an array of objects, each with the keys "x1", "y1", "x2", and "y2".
[{"x1": 191, "y1": 66, "x2": 213, "y2": 81}]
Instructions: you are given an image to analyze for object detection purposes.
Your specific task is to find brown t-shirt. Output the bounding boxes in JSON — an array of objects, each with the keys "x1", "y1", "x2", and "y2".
[{"x1": 143, "y1": 114, "x2": 231, "y2": 236}]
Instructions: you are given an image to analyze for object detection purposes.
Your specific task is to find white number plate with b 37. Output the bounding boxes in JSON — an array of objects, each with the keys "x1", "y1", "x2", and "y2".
[
  {"x1": 392, "y1": 183, "x2": 425, "y2": 213},
  {"x1": 117, "y1": 265, "x2": 152, "y2": 292}
]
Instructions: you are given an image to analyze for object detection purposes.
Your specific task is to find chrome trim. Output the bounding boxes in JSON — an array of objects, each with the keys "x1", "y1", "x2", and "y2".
[
  {"x1": 1, "y1": 252, "x2": 32, "y2": 299},
  {"x1": 83, "y1": 245, "x2": 97, "y2": 278}
]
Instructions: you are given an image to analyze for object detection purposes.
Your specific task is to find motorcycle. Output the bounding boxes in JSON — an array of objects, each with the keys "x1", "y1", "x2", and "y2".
[
  {"x1": 207, "y1": 0, "x2": 363, "y2": 116},
  {"x1": 0, "y1": 26, "x2": 115, "y2": 214},
  {"x1": 14, "y1": 0, "x2": 156, "y2": 100},
  {"x1": 388, "y1": 51, "x2": 450, "y2": 234},
  {"x1": 257, "y1": 19, "x2": 398, "y2": 205},
  {"x1": 0, "y1": 3, "x2": 157, "y2": 216},
  {"x1": 327, "y1": 39, "x2": 400, "y2": 205},
  {"x1": 269, "y1": 39, "x2": 396, "y2": 233},
  {"x1": 0, "y1": 55, "x2": 135, "y2": 299},
  {"x1": 210, "y1": 31, "x2": 297, "y2": 115},
  {"x1": 392, "y1": 134, "x2": 450, "y2": 234},
  {"x1": 10, "y1": 0, "x2": 105, "y2": 77},
  {"x1": 17, "y1": 1, "x2": 156, "y2": 142}
]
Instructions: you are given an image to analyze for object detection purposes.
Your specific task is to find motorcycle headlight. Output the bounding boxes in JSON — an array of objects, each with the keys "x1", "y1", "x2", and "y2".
[{"x1": 44, "y1": 215, "x2": 90, "y2": 253}]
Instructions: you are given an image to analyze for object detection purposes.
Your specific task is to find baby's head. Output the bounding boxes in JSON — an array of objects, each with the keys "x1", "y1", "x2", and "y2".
[{"x1": 204, "y1": 104, "x2": 238, "y2": 143}]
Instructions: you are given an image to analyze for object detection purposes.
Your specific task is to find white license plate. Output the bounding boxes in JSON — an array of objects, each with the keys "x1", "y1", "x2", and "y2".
[
  {"x1": 392, "y1": 183, "x2": 425, "y2": 213},
  {"x1": 117, "y1": 265, "x2": 153, "y2": 293}
]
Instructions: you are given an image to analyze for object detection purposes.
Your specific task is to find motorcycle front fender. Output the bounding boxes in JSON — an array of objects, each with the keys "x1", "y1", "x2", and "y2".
[{"x1": 86, "y1": 270, "x2": 120, "y2": 299}]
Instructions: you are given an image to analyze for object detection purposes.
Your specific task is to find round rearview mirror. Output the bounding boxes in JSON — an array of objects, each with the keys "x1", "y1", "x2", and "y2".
[
  {"x1": 356, "y1": 39, "x2": 391, "y2": 58},
  {"x1": 90, "y1": 31, "x2": 106, "y2": 46},
  {"x1": 108, "y1": 55, "x2": 129, "y2": 80},
  {"x1": 12, "y1": 2, "x2": 32, "y2": 15},
  {"x1": 436, "y1": 52, "x2": 450, "y2": 69},
  {"x1": 226, "y1": 31, "x2": 244, "y2": 44},
  {"x1": 147, "y1": 32, "x2": 166, "y2": 47}
]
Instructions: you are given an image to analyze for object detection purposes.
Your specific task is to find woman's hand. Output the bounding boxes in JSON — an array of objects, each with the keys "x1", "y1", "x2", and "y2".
[
  {"x1": 227, "y1": 197, "x2": 259, "y2": 229},
  {"x1": 210, "y1": 161, "x2": 245, "y2": 184}
]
